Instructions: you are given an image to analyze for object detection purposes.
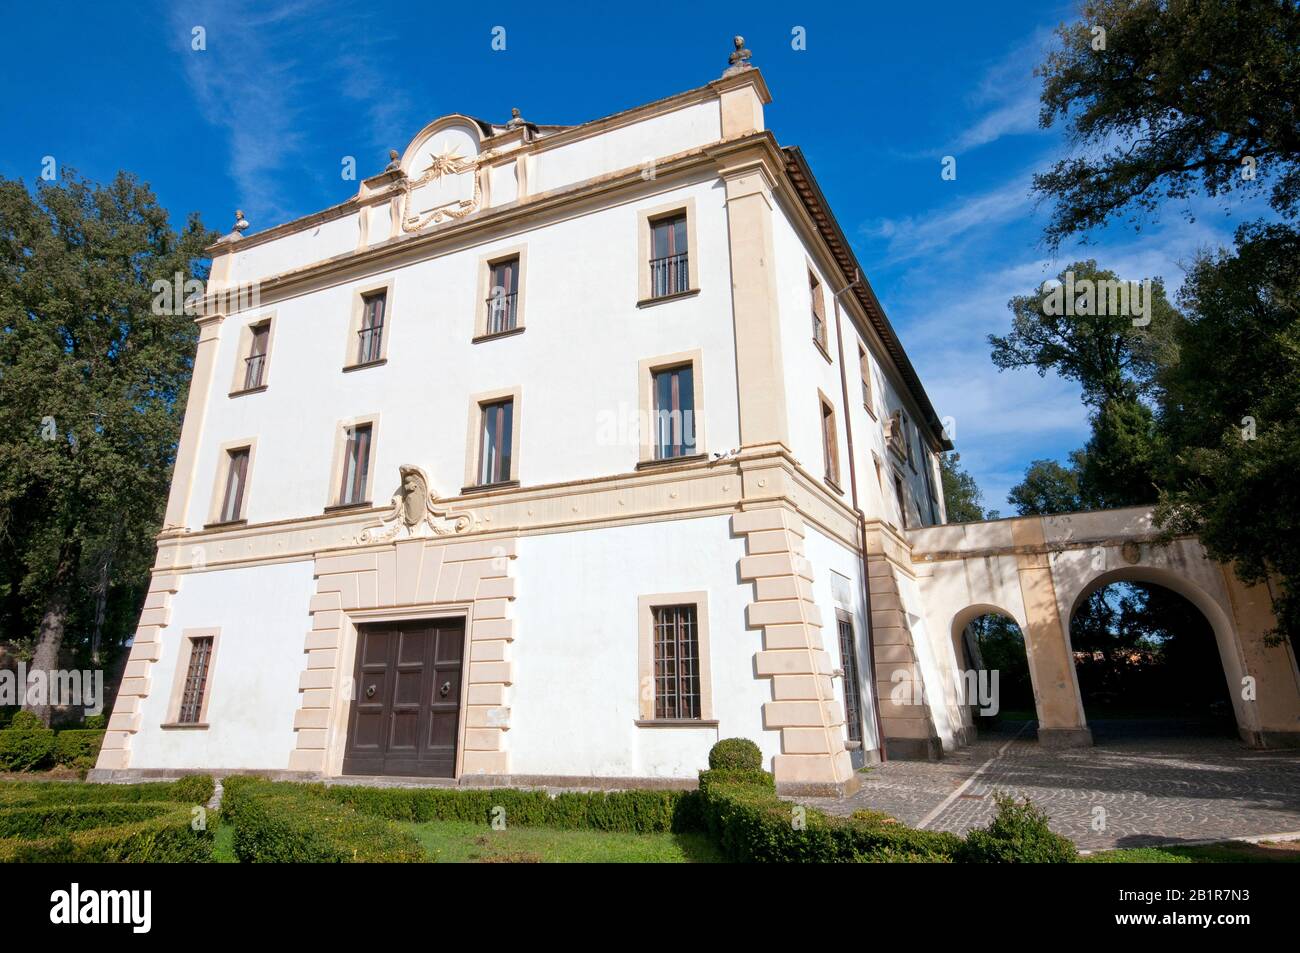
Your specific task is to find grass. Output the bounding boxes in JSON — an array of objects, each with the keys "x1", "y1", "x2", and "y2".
[
  {"x1": 1084, "y1": 840, "x2": 1300, "y2": 863},
  {"x1": 397, "y1": 819, "x2": 723, "y2": 863}
]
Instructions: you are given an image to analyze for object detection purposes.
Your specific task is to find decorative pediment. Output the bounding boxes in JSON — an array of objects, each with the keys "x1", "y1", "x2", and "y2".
[{"x1": 359, "y1": 465, "x2": 475, "y2": 543}]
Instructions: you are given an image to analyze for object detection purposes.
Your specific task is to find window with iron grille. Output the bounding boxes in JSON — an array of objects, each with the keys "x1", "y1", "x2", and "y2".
[
  {"x1": 649, "y1": 214, "x2": 688, "y2": 298},
  {"x1": 339, "y1": 424, "x2": 372, "y2": 505},
  {"x1": 478, "y1": 399, "x2": 514, "y2": 485},
  {"x1": 486, "y1": 257, "x2": 520, "y2": 335},
  {"x1": 178, "y1": 636, "x2": 214, "y2": 724},
  {"x1": 653, "y1": 605, "x2": 701, "y2": 719},
  {"x1": 357, "y1": 291, "x2": 386, "y2": 364},
  {"x1": 243, "y1": 322, "x2": 269, "y2": 390},
  {"x1": 652, "y1": 364, "x2": 696, "y2": 459},
  {"x1": 219, "y1": 448, "x2": 249, "y2": 523},
  {"x1": 837, "y1": 615, "x2": 863, "y2": 744},
  {"x1": 810, "y1": 271, "x2": 826, "y2": 347}
]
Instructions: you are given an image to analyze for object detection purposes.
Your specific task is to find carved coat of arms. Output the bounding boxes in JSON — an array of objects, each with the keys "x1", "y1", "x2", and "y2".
[{"x1": 359, "y1": 465, "x2": 474, "y2": 543}]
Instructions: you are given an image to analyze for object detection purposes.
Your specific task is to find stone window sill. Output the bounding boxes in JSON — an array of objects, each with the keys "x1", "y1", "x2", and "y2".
[
  {"x1": 635, "y1": 452, "x2": 708, "y2": 471},
  {"x1": 472, "y1": 326, "x2": 525, "y2": 344},
  {"x1": 342, "y1": 358, "x2": 386, "y2": 373},
  {"x1": 324, "y1": 501, "x2": 372, "y2": 514},
  {"x1": 203, "y1": 519, "x2": 248, "y2": 530},
  {"x1": 636, "y1": 288, "x2": 700, "y2": 309},
  {"x1": 634, "y1": 719, "x2": 720, "y2": 728},
  {"x1": 459, "y1": 480, "x2": 520, "y2": 496},
  {"x1": 813, "y1": 338, "x2": 833, "y2": 364},
  {"x1": 229, "y1": 384, "x2": 268, "y2": 398},
  {"x1": 160, "y1": 722, "x2": 209, "y2": 731}
]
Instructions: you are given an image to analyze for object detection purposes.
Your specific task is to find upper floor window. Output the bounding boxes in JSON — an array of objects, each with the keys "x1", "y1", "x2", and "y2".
[
  {"x1": 219, "y1": 447, "x2": 250, "y2": 523},
  {"x1": 923, "y1": 450, "x2": 940, "y2": 525},
  {"x1": 357, "y1": 291, "x2": 386, "y2": 365},
  {"x1": 810, "y1": 271, "x2": 827, "y2": 351},
  {"x1": 858, "y1": 344, "x2": 874, "y2": 415},
  {"x1": 486, "y1": 256, "x2": 520, "y2": 335},
  {"x1": 243, "y1": 322, "x2": 270, "y2": 390},
  {"x1": 478, "y1": 398, "x2": 514, "y2": 486},
  {"x1": 821, "y1": 397, "x2": 840, "y2": 489},
  {"x1": 649, "y1": 213, "x2": 689, "y2": 299},
  {"x1": 339, "y1": 423, "x2": 372, "y2": 506},
  {"x1": 894, "y1": 473, "x2": 909, "y2": 529},
  {"x1": 902, "y1": 411, "x2": 916, "y2": 470},
  {"x1": 652, "y1": 364, "x2": 696, "y2": 460}
]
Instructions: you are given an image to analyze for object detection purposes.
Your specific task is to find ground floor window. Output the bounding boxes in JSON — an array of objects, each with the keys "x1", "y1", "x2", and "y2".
[
  {"x1": 653, "y1": 605, "x2": 701, "y2": 720},
  {"x1": 178, "y1": 636, "x2": 214, "y2": 724},
  {"x1": 837, "y1": 611, "x2": 863, "y2": 744}
]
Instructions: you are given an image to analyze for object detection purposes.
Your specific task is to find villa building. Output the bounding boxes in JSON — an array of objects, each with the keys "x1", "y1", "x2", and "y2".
[{"x1": 92, "y1": 41, "x2": 1300, "y2": 794}]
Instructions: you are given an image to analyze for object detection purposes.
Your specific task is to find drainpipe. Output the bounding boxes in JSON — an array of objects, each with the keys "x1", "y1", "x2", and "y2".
[{"x1": 831, "y1": 274, "x2": 886, "y2": 763}]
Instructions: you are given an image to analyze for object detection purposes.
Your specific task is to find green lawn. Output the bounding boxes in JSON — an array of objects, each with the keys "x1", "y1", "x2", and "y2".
[
  {"x1": 398, "y1": 820, "x2": 723, "y2": 863},
  {"x1": 1084, "y1": 840, "x2": 1300, "y2": 863}
]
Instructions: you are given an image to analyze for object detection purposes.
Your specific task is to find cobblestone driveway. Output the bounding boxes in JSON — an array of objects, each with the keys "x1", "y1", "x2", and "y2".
[{"x1": 799, "y1": 720, "x2": 1300, "y2": 851}]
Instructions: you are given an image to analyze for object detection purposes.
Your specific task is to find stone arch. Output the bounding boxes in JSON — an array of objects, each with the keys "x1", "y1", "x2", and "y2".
[
  {"x1": 1060, "y1": 563, "x2": 1258, "y2": 743},
  {"x1": 947, "y1": 603, "x2": 1033, "y2": 728}
]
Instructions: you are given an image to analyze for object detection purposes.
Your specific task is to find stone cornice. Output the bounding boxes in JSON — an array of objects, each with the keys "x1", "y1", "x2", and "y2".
[{"x1": 153, "y1": 445, "x2": 865, "y2": 575}]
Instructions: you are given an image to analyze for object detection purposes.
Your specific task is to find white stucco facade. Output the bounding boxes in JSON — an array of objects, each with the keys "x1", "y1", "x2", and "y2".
[{"x1": 96, "y1": 56, "x2": 970, "y2": 793}]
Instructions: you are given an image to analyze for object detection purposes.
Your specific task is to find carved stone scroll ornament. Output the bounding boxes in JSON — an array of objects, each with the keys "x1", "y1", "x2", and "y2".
[
  {"x1": 359, "y1": 465, "x2": 474, "y2": 543},
  {"x1": 398, "y1": 144, "x2": 499, "y2": 233}
]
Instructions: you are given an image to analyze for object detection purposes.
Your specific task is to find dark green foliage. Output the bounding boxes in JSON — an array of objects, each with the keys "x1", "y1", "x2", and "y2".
[
  {"x1": 0, "y1": 726, "x2": 56, "y2": 771},
  {"x1": 1008, "y1": 455, "x2": 1085, "y2": 516},
  {"x1": 220, "y1": 777, "x2": 423, "y2": 863},
  {"x1": 82, "y1": 714, "x2": 106, "y2": 730},
  {"x1": 0, "y1": 775, "x2": 213, "y2": 806},
  {"x1": 708, "y1": 737, "x2": 762, "y2": 772},
  {"x1": 1158, "y1": 223, "x2": 1300, "y2": 643},
  {"x1": 8, "y1": 711, "x2": 42, "y2": 731},
  {"x1": 0, "y1": 778, "x2": 216, "y2": 862},
  {"x1": 0, "y1": 171, "x2": 216, "y2": 717},
  {"x1": 54, "y1": 729, "x2": 104, "y2": 769},
  {"x1": 940, "y1": 452, "x2": 997, "y2": 522},
  {"x1": 958, "y1": 793, "x2": 1078, "y2": 863},
  {"x1": 1033, "y1": 0, "x2": 1300, "y2": 249},
  {"x1": 697, "y1": 772, "x2": 961, "y2": 863},
  {"x1": 0, "y1": 802, "x2": 212, "y2": 862},
  {"x1": 0, "y1": 802, "x2": 169, "y2": 838}
]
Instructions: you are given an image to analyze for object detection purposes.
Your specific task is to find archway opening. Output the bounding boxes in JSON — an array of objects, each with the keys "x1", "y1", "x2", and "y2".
[
  {"x1": 956, "y1": 610, "x2": 1035, "y2": 737},
  {"x1": 1068, "y1": 580, "x2": 1235, "y2": 741}
]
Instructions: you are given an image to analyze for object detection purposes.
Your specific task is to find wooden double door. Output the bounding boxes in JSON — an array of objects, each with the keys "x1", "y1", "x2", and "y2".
[{"x1": 342, "y1": 619, "x2": 464, "y2": 778}]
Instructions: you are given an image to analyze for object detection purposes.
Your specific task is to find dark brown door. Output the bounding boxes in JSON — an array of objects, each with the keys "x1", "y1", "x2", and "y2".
[{"x1": 343, "y1": 618, "x2": 464, "y2": 778}]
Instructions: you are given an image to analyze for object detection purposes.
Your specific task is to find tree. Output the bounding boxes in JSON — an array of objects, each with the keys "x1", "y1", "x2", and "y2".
[
  {"x1": 0, "y1": 171, "x2": 214, "y2": 722},
  {"x1": 939, "y1": 452, "x2": 996, "y2": 522},
  {"x1": 1007, "y1": 454, "x2": 1085, "y2": 515},
  {"x1": 989, "y1": 260, "x2": 1179, "y2": 407},
  {"x1": 1157, "y1": 222, "x2": 1300, "y2": 641},
  {"x1": 1078, "y1": 398, "x2": 1162, "y2": 507},
  {"x1": 1034, "y1": 0, "x2": 1300, "y2": 250}
]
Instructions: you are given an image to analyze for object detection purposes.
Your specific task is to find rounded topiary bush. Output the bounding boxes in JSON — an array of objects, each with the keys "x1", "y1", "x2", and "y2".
[
  {"x1": 8, "y1": 711, "x2": 43, "y2": 731},
  {"x1": 708, "y1": 738, "x2": 762, "y2": 772},
  {"x1": 957, "y1": 793, "x2": 1078, "y2": 863}
]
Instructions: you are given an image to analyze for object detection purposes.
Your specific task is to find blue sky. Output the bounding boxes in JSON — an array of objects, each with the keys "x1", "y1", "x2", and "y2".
[{"x1": 0, "y1": 1, "x2": 1269, "y2": 511}]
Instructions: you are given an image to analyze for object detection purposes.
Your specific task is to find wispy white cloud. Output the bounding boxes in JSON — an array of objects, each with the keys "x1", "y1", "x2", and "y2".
[
  {"x1": 863, "y1": 174, "x2": 1036, "y2": 265},
  {"x1": 169, "y1": 0, "x2": 413, "y2": 224}
]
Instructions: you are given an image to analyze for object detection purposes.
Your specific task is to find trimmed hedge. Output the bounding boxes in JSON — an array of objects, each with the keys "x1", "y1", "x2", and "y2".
[
  {"x1": 0, "y1": 728, "x2": 57, "y2": 771},
  {"x1": 0, "y1": 802, "x2": 213, "y2": 863},
  {"x1": 0, "y1": 775, "x2": 214, "y2": 808},
  {"x1": 709, "y1": 738, "x2": 762, "y2": 772},
  {"x1": 0, "y1": 802, "x2": 172, "y2": 839},
  {"x1": 323, "y1": 783, "x2": 703, "y2": 834},
  {"x1": 221, "y1": 777, "x2": 423, "y2": 863},
  {"x1": 55, "y1": 730, "x2": 105, "y2": 769},
  {"x1": 698, "y1": 769, "x2": 962, "y2": 863}
]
